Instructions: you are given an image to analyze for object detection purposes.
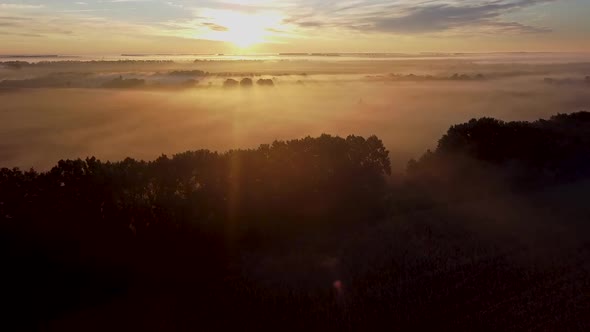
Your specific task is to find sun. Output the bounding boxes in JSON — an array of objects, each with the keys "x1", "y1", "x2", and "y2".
[
  {"x1": 198, "y1": 9, "x2": 283, "y2": 49},
  {"x1": 223, "y1": 20, "x2": 266, "y2": 48}
]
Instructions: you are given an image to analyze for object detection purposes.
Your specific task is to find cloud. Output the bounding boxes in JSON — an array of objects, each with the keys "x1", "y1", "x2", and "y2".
[
  {"x1": 202, "y1": 22, "x2": 229, "y2": 32},
  {"x1": 0, "y1": 0, "x2": 565, "y2": 53},
  {"x1": 286, "y1": 0, "x2": 554, "y2": 35},
  {"x1": 0, "y1": 3, "x2": 44, "y2": 9},
  {"x1": 368, "y1": 1, "x2": 552, "y2": 34},
  {"x1": 0, "y1": 1, "x2": 554, "y2": 38},
  {"x1": 0, "y1": 16, "x2": 32, "y2": 20},
  {"x1": 0, "y1": 31, "x2": 42, "y2": 37}
]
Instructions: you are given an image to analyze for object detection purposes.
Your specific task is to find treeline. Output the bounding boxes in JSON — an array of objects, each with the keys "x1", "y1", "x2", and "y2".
[
  {"x1": 3, "y1": 112, "x2": 590, "y2": 254},
  {"x1": 1, "y1": 134, "x2": 390, "y2": 237},
  {"x1": 0, "y1": 60, "x2": 175, "y2": 69},
  {"x1": 2, "y1": 112, "x2": 590, "y2": 329},
  {"x1": 0, "y1": 70, "x2": 289, "y2": 90},
  {"x1": 0, "y1": 134, "x2": 391, "y2": 328},
  {"x1": 223, "y1": 78, "x2": 275, "y2": 87},
  {"x1": 407, "y1": 111, "x2": 590, "y2": 199},
  {"x1": 543, "y1": 76, "x2": 590, "y2": 86},
  {"x1": 379, "y1": 73, "x2": 487, "y2": 81}
]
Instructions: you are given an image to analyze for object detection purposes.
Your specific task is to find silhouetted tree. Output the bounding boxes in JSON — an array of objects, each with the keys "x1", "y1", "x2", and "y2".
[
  {"x1": 257, "y1": 78, "x2": 274, "y2": 86},
  {"x1": 240, "y1": 78, "x2": 253, "y2": 87},
  {"x1": 223, "y1": 78, "x2": 239, "y2": 88},
  {"x1": 408, "y1": 111, "x2": 590, "y2": 192}
]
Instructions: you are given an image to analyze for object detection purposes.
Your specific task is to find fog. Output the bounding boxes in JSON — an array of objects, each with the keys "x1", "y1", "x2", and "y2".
[{"x1": 1, "y1": 59, "x2": 589, "y2": 171}]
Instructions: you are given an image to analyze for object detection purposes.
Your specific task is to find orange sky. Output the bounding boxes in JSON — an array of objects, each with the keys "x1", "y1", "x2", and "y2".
[{"x1": 1, "y1": 0, "x2": 589, "y2": 54}]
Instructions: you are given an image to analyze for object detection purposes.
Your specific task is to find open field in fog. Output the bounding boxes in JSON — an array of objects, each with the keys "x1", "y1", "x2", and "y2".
[{"x1": 1, "y1": 59, "x2": 589, "y2": 170}]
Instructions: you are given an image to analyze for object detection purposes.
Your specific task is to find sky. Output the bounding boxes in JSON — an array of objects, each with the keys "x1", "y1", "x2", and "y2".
[{"x1": 0, "y1": 0, "x2": 589, "y2": 54}]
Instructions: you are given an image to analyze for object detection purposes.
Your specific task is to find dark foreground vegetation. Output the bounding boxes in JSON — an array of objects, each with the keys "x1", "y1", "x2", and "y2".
[{"x1": 2, "y1": 113, "x2": 590, "y2": 331}]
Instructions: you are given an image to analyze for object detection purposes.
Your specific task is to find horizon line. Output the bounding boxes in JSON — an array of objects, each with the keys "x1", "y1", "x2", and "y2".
[{"x1": 2, "y1": 51, "x2": 590, "y2": 57}]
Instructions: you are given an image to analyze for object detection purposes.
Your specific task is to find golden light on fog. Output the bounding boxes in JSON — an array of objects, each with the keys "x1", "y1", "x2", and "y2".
[{"x1": 199, "y1": 9, "x2": 283, "y2": 48}]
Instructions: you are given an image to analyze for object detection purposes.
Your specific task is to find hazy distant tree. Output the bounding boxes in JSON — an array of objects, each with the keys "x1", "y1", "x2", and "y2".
[
  {"x1": 256, "y1": 78, "x2": 274, "y2": 87},
  {"x1": 223, "y1": 78, "x2": 239, "y2": 88},
  {"x1": 102, "y1": 76, "x2": 145, "y2": 89},
  {"x1": 240, "y1": 78, "x2": 253, "y2": 87},
  {"x1": 182, "y1": 79, "x2": 198, "y2": 87},
  {"x1": 4, "y1": 61, "x2": 24, "y2": 70},
  {"x1": 168, "y1": 70, "x2": 207, "y2": 77}
]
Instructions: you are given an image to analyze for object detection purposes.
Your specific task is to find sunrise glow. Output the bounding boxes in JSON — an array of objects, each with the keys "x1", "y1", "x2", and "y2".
[
  {"x1": 2, "y1": 0, "x2": 588, "y2": 54},
  {"x1": 197, "y1": 9, "x2": 284, "y2": 49}
]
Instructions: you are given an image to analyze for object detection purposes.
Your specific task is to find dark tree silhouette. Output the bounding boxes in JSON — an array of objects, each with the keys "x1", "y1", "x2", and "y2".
[
  {"x1": 0, "y1": 134, "x2": 391, "y2": 328},
  {"x1": 408, "y1": 111, "x2": 590, "y2": 193}
]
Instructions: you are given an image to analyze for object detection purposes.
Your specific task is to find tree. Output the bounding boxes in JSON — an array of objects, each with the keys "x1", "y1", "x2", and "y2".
[
  {"x1": 223, "y1": 78, "x2": 239, "y2": 88},
  {"x1": 257, "y1": 78, "x2": 274, "y2": 86},
  {"x1": 240, "y1": 78, "x2": 253, "y2": 87}
]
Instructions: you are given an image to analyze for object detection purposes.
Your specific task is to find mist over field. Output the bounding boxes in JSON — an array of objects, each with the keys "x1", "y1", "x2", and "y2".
[{"x1": 1, "y1": 58, "x2": 589, "y2": 171}]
